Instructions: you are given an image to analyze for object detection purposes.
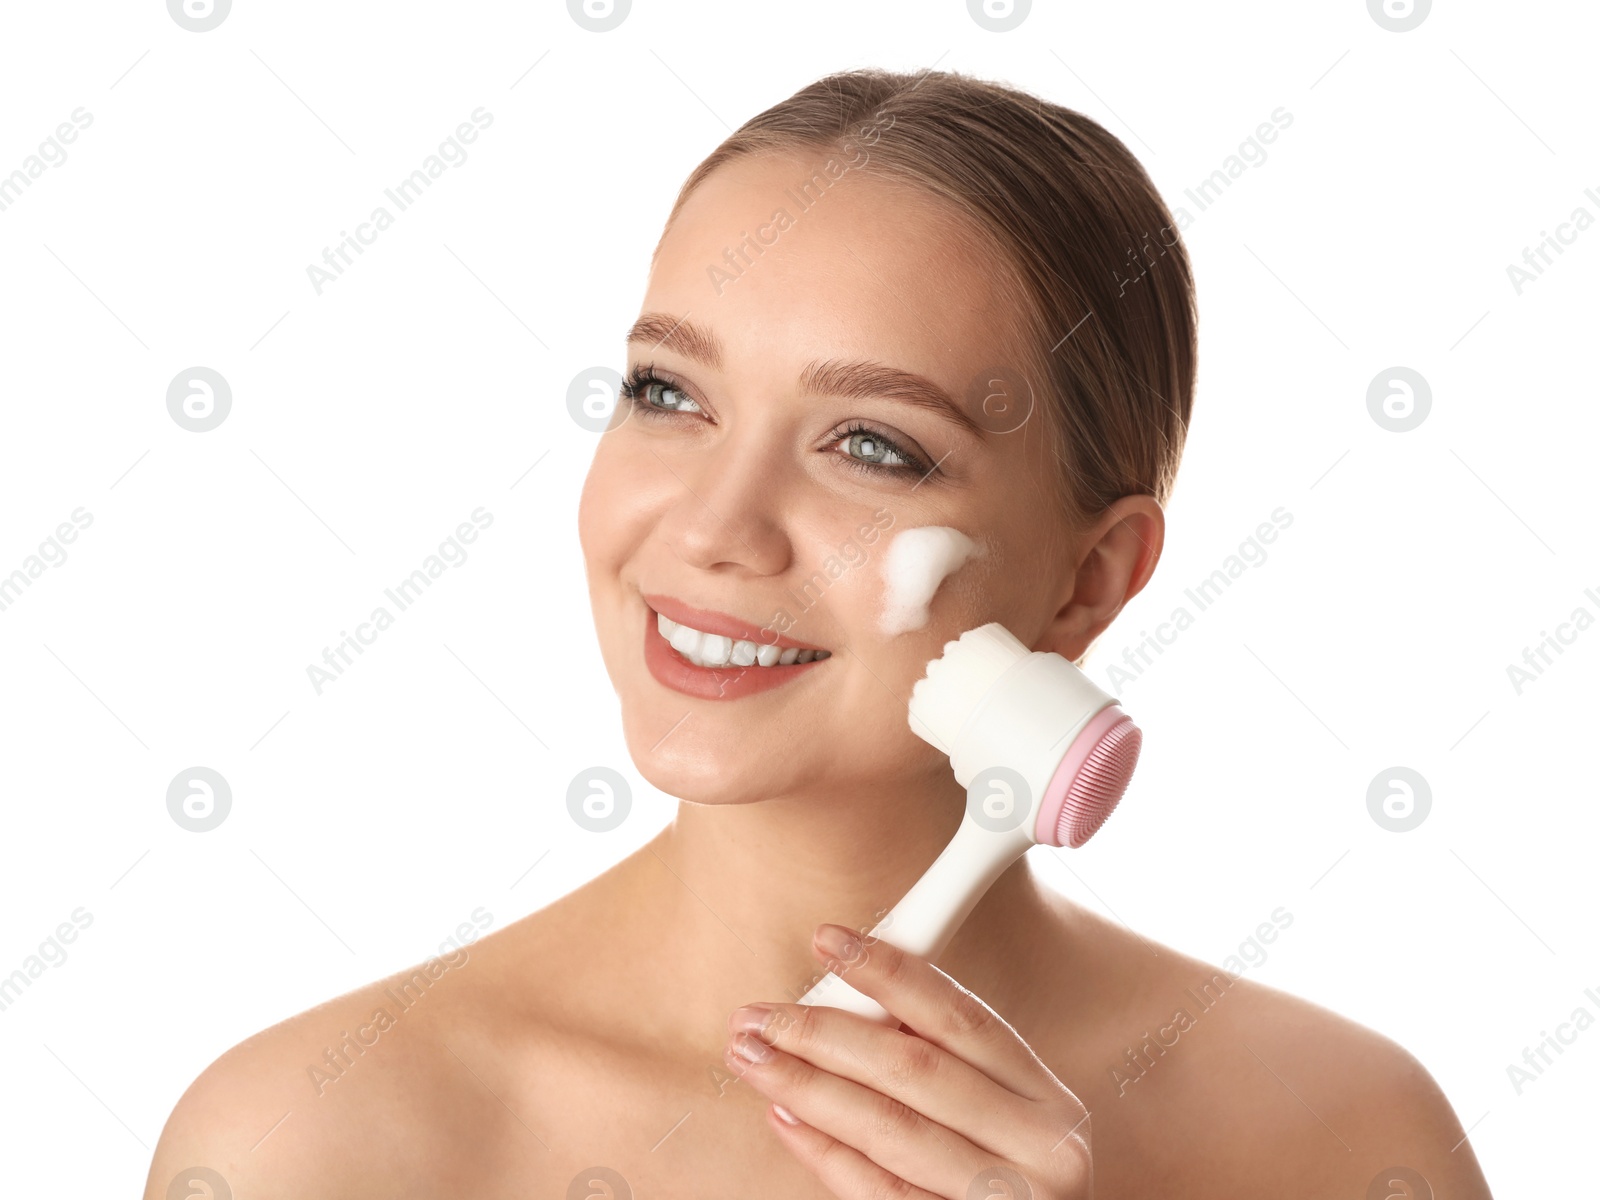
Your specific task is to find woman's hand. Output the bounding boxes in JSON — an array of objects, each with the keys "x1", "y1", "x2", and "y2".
[{"x1": 723, "y1": 922, "x2": 1093, "y2": 1199}]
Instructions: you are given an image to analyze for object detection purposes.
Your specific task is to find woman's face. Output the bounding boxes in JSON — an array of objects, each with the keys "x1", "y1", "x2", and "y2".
[{"x1": 579, "y1": 149, "x2": 1080, "y2": 804}]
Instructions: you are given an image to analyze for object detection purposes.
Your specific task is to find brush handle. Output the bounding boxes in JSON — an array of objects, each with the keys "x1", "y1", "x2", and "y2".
[
  {"x1": 796, "y1": 814, "x2": 1036, "y2": 1024},
  {"x1": 796, "y1": 628, "x2": 1133, "y2": 1024}
]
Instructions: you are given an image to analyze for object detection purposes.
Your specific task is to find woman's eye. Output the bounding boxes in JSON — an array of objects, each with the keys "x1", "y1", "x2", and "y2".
[
  {"x1": 621, "y1": 366, "x2": 934, "y2": 480},
  {"x1": 841, "y1": 429, "x2": 910, "y2": 470},
  {"x1": 641, "y1": 380, "x2": 700, "y2": 414},
  {"x1": 833, "y1": 422, "x2": 930, "y2": 476}
]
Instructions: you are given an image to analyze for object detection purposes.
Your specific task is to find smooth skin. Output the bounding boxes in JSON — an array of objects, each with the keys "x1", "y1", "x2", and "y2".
[{"x1": 145, "y1": 149, "x2": 1494, "y2": 1198}]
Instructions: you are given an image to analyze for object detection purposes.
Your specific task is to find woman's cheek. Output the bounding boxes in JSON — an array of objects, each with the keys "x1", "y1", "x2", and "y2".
[
  {"x1": 579, "y1": 439, "x2": 664, "y2": 565},
  {"x1": 576, "y1": 462, "x2": 604, "y2": 564},
  {"x1": 937, "y1": 534, "x2": 1008, "y2": 627},
  {"x1": 768, "y1": 520, "x2": 873, "y2": 637}
]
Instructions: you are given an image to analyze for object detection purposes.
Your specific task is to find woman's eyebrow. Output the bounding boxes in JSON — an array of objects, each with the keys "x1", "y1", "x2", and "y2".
[
  {"x1": 624, "y1": 311, "x2": 985, "y2": 439},
  {"x1": 626, "y1": 311, "x2": 724, "y2": 370}
]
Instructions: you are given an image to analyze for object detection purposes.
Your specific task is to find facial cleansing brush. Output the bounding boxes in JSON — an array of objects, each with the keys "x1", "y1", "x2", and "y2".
[{"x1": 795, "y1": 622, "x2": 1141, "y2": 1024}]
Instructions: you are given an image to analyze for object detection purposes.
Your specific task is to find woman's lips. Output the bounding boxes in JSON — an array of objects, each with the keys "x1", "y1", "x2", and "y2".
[
  {"x1": 641, "y1": 604, "x2": 828, "y2": 701},
  {"x1": 640, "y1": 592, "x2": 829, "y2": 651}
]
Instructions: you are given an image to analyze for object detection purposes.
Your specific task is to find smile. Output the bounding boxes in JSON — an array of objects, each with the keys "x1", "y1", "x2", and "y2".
[
  {"x1": 640, "y1": 593, "x2": 832, "y2": 701},
  {"x1": 656, "y1": 612, "x2": 832, "y2": 668}
]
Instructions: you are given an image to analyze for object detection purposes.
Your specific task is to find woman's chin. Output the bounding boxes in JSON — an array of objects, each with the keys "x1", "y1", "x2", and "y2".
[
  {"x1": 612, "y1": 710, "x2": 738, "y2": 799},
  {"x1": 628, "y1": 752, "x2": 772, "y2": 807}
]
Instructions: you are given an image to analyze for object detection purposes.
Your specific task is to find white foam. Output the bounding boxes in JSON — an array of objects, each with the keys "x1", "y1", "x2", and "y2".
[{"x1": 878, "y1": 526, "x2": 985, "y2": 636}]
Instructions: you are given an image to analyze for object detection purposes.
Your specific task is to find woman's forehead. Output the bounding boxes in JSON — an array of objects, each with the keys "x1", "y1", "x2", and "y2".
[{"x1": 644, "y1": 153, "x2": 1035, "y2": 389}]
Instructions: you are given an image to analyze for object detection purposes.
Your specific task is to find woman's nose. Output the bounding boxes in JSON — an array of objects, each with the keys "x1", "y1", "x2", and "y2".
[{"x1": 656, "y1": 437, "x2": 791, "y2": 577}]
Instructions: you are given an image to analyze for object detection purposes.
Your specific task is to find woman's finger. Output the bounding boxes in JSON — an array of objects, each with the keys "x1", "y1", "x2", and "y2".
[
  {"x1": 723, "y1": 1028, "x2": 1015, "y2": 1198},
  {"x1": 759, "y1": 1104, "x2": 950, "y2": 1200},
  {"x1": 732, "y1": 999, "x2": 1045, "y2": 1165},
  {"x1": 811, "y1": 922, "x2": 1073, "y2": 1106}
]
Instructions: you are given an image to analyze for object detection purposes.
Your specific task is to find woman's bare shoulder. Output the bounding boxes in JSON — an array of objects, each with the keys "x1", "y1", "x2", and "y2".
[
  {"x1": 1036, "y1": 895, "x2": 1492, "y2": 1198},
  {"x1": 142, "y1": 920, "x2": 549, "y2": 1200}
]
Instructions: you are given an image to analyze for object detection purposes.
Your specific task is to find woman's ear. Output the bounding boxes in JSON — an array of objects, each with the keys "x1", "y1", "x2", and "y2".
[{"x1": 1036, "y1": 494, "x2": 1165, "y2": 662}]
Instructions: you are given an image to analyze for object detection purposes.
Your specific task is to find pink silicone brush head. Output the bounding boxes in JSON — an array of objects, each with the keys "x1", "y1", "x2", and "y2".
[
  {"x1": 1033, "y1": 704, "x2": 1142, "y2": 848},
  {"x1": 908, "y1": 622, "x2": 1142, "y2": 850}
]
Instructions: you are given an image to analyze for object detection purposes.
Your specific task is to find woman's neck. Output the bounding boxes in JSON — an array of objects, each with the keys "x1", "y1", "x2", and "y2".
[{"x1": 597, "y1": 780, "x2": 1062, "y2": 1056}]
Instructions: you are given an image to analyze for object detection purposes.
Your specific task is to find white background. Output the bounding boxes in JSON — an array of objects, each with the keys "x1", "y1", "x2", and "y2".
[{"x1": 1, "y1": 1, "x2": 1594, "y2": 1194}]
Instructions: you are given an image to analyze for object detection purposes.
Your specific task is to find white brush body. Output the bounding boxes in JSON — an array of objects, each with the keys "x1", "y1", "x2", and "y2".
[{"x1": 796, "y1": 624, "x2": 1120, "y2": 1023}]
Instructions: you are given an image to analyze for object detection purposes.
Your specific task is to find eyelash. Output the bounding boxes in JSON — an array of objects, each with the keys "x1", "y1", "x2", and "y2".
[{"x1": 617, "y1": 363, "x2": 934, "y2": 479}]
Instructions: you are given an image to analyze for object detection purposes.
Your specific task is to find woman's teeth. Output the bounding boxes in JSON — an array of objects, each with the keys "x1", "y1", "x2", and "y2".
[{"x1": 656, "y1": 612, "x2": 830, "y2": 669}]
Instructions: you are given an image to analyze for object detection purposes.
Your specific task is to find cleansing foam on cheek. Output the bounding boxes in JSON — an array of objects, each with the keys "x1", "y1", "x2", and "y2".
[{"x1": 878, "y1": 526, "x2": 986, "y2": 636}]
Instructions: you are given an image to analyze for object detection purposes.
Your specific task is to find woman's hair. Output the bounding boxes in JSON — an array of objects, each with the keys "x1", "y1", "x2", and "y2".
[{"x1": 659, "y1": 67, "x2": 1198, "y2": 522}]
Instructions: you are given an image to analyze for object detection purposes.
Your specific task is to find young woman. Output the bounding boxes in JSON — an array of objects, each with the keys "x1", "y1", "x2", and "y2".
[{"x1": 147, "y1": 68, "x2": 1493, "y2": 1199}]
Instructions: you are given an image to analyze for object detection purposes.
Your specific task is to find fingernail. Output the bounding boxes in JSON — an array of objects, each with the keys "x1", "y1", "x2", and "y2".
[
  {"x1": 815, "y1": 922, "x2": 862, "y2": 965},
  {"x1": 772, "y1": 1103, "x2": 801, "y2": 1125},
  {"x1": 731, "y1": 1032, "x2": 773, "y2": 1064},
  {"x1": 729, "y1": 1004, "x2": 772, "y2": 1036}
]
